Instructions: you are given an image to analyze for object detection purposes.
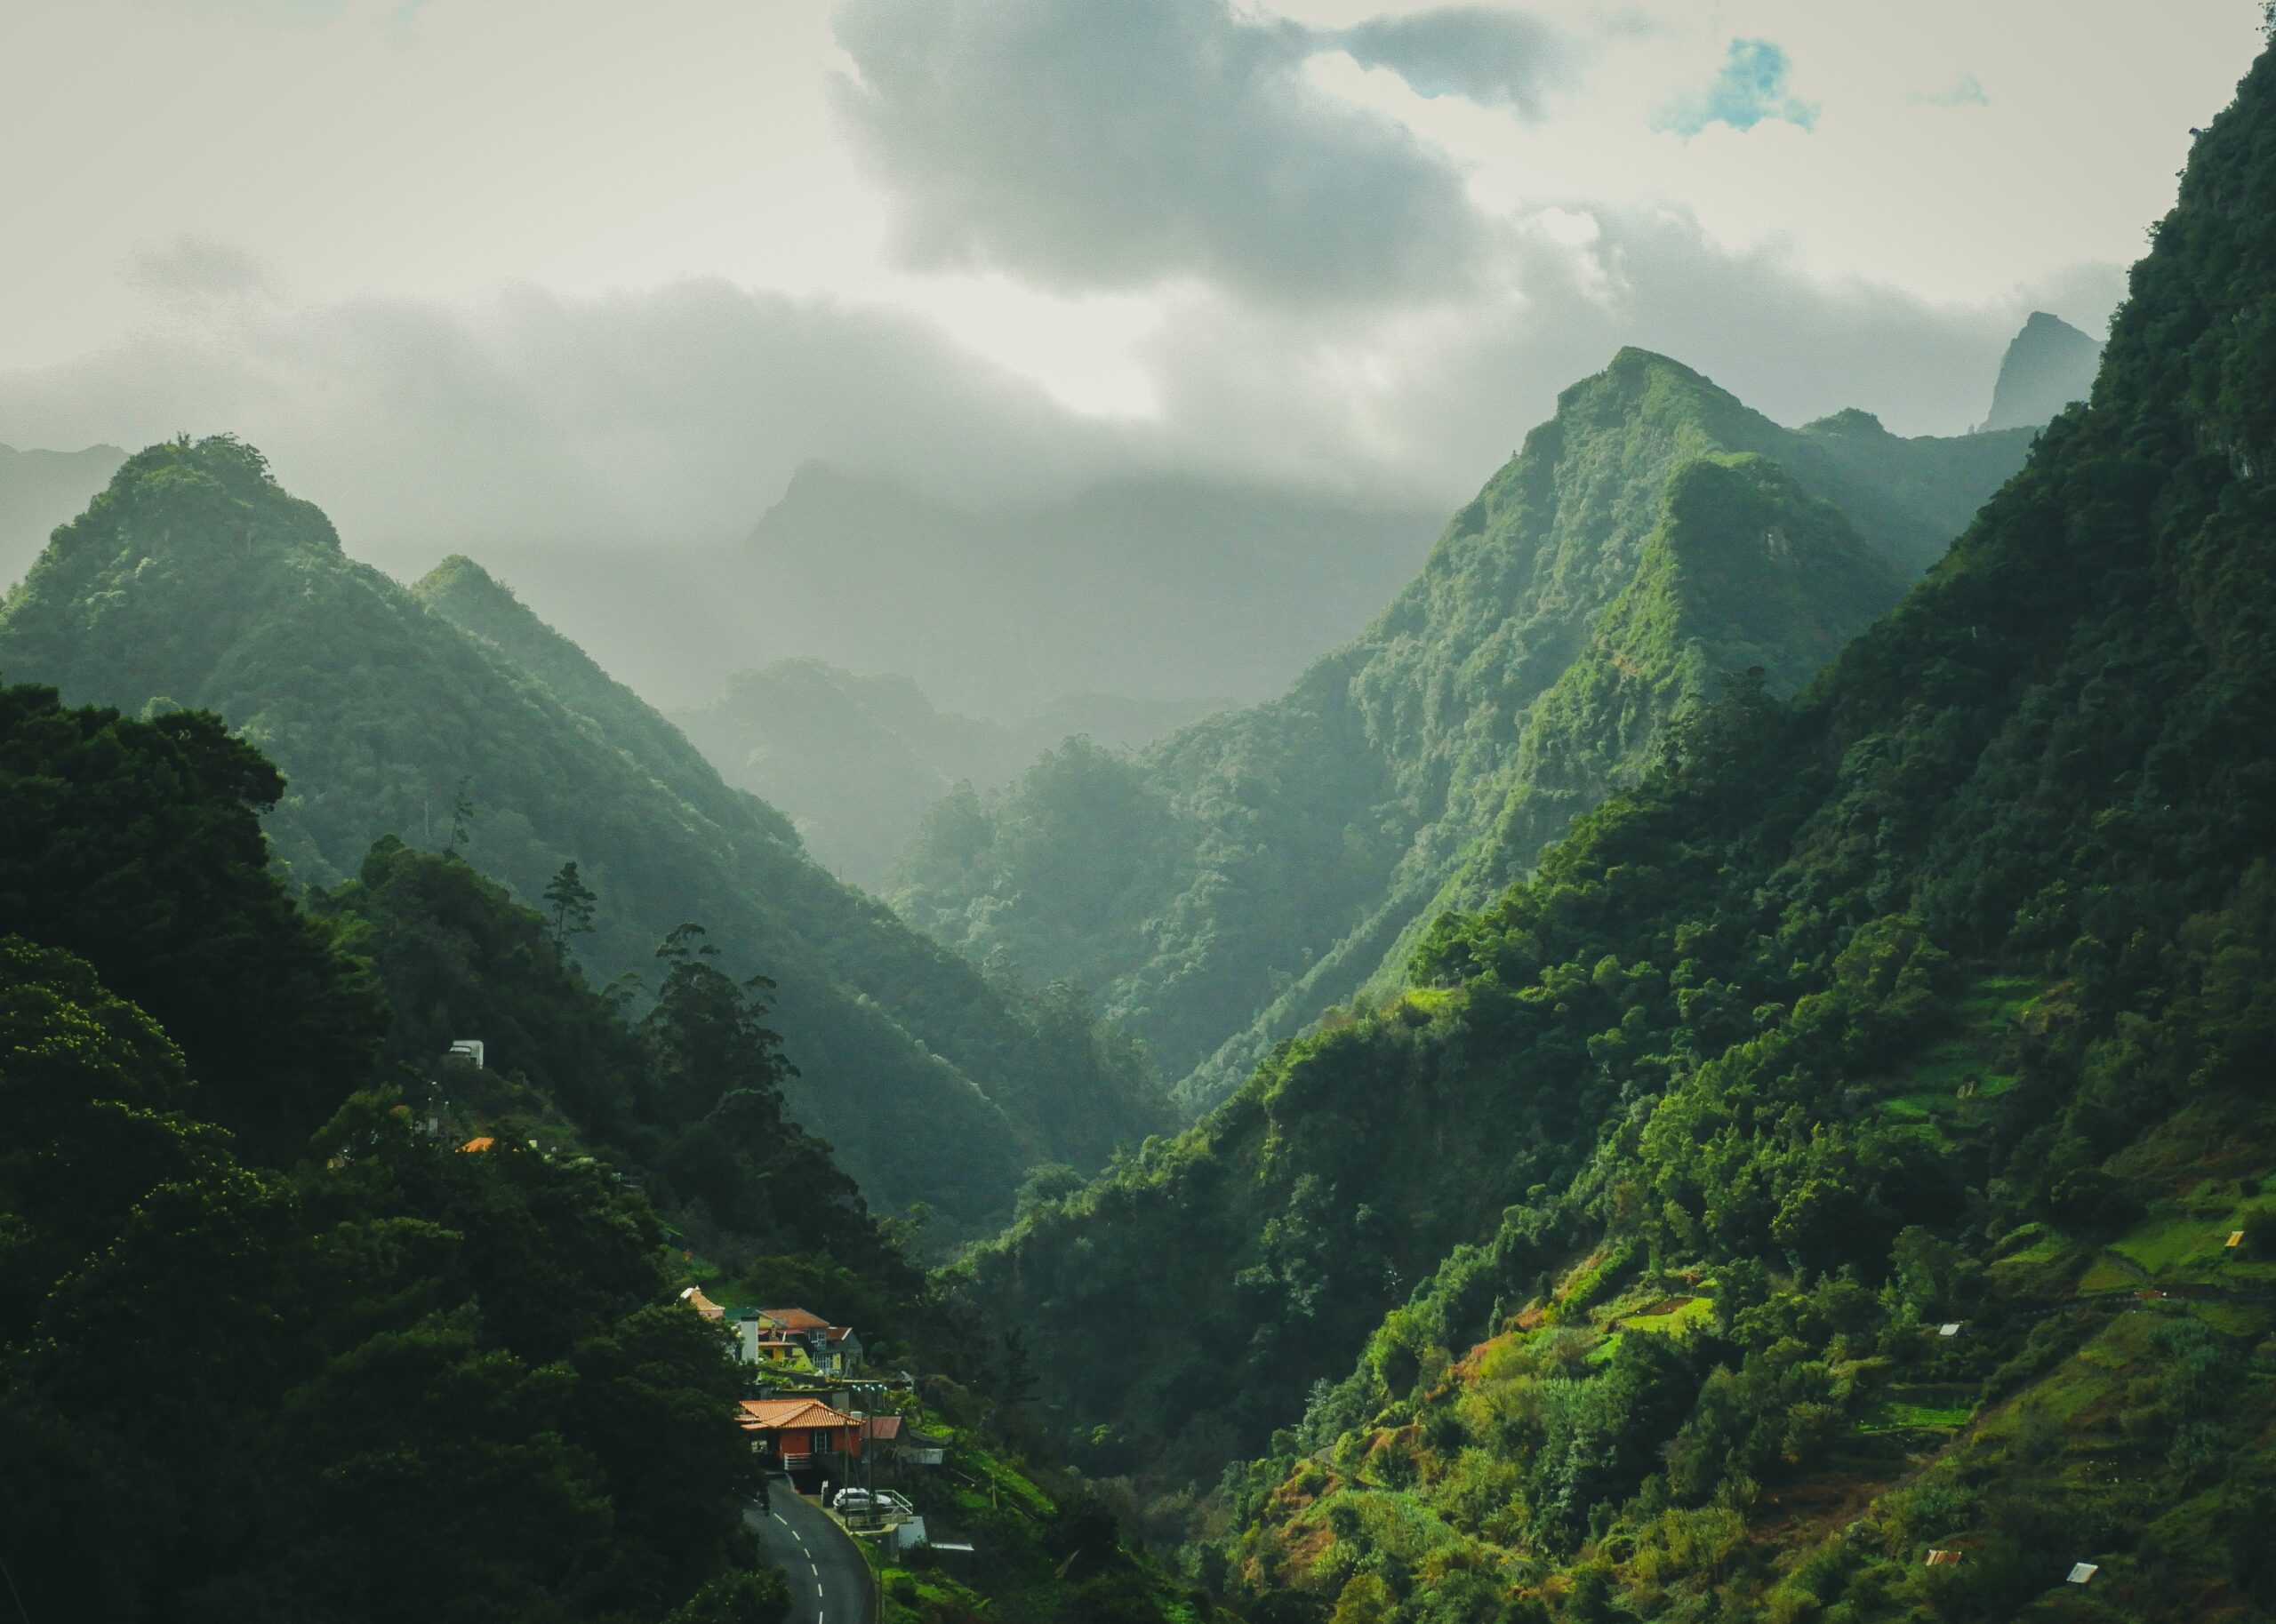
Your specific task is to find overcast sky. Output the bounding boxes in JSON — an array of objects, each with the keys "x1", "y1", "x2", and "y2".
[{"x1": 0, "y1": 0, "x2": 2264, "y2": 547}]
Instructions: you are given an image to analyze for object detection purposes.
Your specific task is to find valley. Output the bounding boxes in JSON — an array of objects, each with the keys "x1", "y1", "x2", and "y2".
[{"x1": 1, "y1": 14, "x2": 2271, "y2": 1624}]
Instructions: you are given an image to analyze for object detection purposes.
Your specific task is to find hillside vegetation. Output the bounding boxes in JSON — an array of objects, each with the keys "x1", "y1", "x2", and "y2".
[
  {"x1": 0, "y1": 467, "x2": 1166, "y2": 1232},
  {"x1": 949, "y1": 40, "x2": 2276, "y2": 1624},
  {"x1": 893, "y1": 356, "x2": 2035, "y2": 1112},
  {"x1": 0, "y1": 680, "x2": 786, "y2": 1622},
  {"x1": 0, "y1": 670, "x2": 1230, "y2": 1624}
]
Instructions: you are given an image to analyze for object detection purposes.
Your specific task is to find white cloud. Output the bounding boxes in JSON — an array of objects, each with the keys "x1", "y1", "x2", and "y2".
[
  {"x1": 828, "y1": 0, "x2": 1504, "y2": 301},
  {"x1": 0, "y1": 0, "x2": 2264, "y2": 540}
]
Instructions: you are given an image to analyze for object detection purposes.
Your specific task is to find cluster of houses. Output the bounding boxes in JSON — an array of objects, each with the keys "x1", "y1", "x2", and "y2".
[
  {"x1": 677, "y1": 1290, "x2": 868, "y2": 1377},
  {"x1": 677, "y1": 1289, "x2": 944, "y2": 1492}
]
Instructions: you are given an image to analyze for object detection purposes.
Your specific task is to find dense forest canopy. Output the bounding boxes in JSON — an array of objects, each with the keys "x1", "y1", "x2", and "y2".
[
  {"x1": 5, "y1": 16, "x2": 2274, "y2": 1624},
  {"x1": 0, "y1": 673, "x2": 1224, "y2": 1624},
  {"x1": 950, "y1": 36, "x2": 2276, "y2": 1624},
  {"x1": 0, "y1": 452, "x2": 1169, "y2": 1235},
  {"x1": 0, "y1": 680, "x2": 788, "y2": 1622}
]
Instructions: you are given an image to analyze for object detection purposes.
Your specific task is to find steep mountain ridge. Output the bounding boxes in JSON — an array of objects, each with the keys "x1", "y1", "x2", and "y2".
[
  {"x1": 1976, "y1": 308, "x2": 2104, "y2": 432},
  {"x1": 960, "y1": 40, "x2": 2276, "y2": 1622},
  {"x1": 893, "y1": 356, "x2": 2033, "y2": 1109},
  {"x1": 0, "y1": 453, "x2": 1167, "y2": 1230}
]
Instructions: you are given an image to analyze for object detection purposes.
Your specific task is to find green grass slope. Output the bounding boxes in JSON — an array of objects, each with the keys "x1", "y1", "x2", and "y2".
[
  {"x1": 989, "y1": 36, "x2": 2276, "y2": 1623},
  {"x1": 892, "y1": 365, "x2": 2022, "y2": 1114},
  {"x1": 0, "y1": 458, "x2": 1166, "y2": 1231},
  {"x1": 942, "y1": 42, "x2": 2276, "y2": 1617}
]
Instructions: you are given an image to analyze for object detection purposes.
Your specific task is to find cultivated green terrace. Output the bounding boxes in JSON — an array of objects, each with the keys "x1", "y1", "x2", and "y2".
[{"x1": 950, "y1": 35, "x2": 2276, "y2": 1624}]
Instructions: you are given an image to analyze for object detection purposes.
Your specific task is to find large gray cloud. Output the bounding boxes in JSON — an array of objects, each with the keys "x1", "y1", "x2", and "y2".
[
  {"x1": 1134, "y1": 204, "x2": 2121, "y2": 500},
  {"x1": 829, "y1": 0, "x2": 1550, "y2": 300},
  {"x1": 1334, "y1": 6, "x2": 1582, "y2": 116},
  {"x1": 0, "y1": 212, "x2": 2120, "y2": 558},
  {"x1": 0, "y1": 276, "x2": 1124, "y2": 550},
  {"x1": 0, "y1": 208, "x2": 2123, "y2": 710}
]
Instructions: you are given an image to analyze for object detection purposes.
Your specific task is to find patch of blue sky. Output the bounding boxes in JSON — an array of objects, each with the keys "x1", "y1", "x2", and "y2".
[{"x1": 1653, "y1": 38, "x2": 1819, "y2": 137}]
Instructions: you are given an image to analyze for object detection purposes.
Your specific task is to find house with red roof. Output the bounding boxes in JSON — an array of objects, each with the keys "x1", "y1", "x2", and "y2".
[
  {"x1": 738, "y1": 1396, "x2": 864, "y2": 1489},
  {"x1": 750, "y1": 1307, "x2": 864, "y2": 1374}
]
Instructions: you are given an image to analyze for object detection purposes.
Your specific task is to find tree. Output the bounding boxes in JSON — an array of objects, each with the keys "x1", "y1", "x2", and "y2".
[
  {"x1": 445, "y1": 775, "x2": 476, "y2": 855},
  {"x1": 544, "y1": 860, "x2": 598, "y2": 948},
  {"x1": 1002, "y1": 1327, "x2": 1039, "y2": 1406},
  {"x1": 640, "y1": 924, "x2": 795, "y2": 1125}
]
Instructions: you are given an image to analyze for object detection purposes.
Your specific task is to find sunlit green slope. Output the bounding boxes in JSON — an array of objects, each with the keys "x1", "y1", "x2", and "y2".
[
  {"x1": 893, "y1": 361, "x2": 2032, "y2": 1112},
  {"x1": 958, "y1": 36, "x2": 2276, "y2": 1623}
]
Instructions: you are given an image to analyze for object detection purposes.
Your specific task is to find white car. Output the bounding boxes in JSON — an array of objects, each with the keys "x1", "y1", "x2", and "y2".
[{"x1": 831, "y1": 1487, "x2": 875, "y2": 1512}]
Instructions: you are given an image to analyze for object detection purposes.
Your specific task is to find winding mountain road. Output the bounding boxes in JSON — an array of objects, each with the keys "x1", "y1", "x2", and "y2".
[{"x1": 746, "y1": 1481, "x2": 874, "y2": 1624}]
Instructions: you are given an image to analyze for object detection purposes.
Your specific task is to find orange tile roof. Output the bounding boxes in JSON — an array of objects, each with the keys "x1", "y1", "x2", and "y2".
[
  {"x1": 737, "y1": 1398, "x2": 859, "y2": 1433},
  {"x1": 679, "y1": 1286, "x2": 725, "y2": 1320},
  {"x1": 759, "y1": 1307, "x2": 830, "y2": 1332},
  {"x1": 458, "y1": 1135, "x2": 497, "y2": 1153}
]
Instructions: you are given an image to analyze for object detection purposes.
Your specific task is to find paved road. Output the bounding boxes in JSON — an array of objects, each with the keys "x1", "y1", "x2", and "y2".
[{"x1": 745, "y1": 1479, "x2": 873, "y2": 1624}]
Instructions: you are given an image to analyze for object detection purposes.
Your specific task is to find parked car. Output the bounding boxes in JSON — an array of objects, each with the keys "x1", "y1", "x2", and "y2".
[{"x1": 831, "y1": 1487, "x2": 874, "y2": 1512}]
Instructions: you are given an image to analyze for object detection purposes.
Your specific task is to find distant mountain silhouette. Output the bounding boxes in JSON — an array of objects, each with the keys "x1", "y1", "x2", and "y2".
[
  {"x1": 741, "y1": 465, "x2": 1442, "y2": 714},
  {"x1": 1976, "y1": 309, "x2": 2103, "y2": 431}
]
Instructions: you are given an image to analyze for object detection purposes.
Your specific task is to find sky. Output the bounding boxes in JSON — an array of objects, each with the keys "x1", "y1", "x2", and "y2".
[{"x1": 0, "y1": 0, "x2": 2264, "y2": 548}]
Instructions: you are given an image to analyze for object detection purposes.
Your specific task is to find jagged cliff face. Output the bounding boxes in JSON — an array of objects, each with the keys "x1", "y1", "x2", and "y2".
[
  {"x1": 0, "y1": 452, "x2": 1169, "y2": 1230},
  {"x1": 891, "y1": 356, "x2": 2036, "y2": 1111},
  {"x1": 1977, "y1": 309, "x2": 2104, "y2": 431}
]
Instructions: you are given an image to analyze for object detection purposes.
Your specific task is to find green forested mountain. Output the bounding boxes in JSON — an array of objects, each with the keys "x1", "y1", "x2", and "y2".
[
  {"x1": 672, "y1": 658, "x2": 1225, "y2": 887},
  {"x1": 893, "y1": 362, "x2": 2034, "y2": 1111},
  {"x1": 1976, "y1": 310, "x2": 2104, "y2": 433},
  {"x1": 0, "y1": 676, "x2": 1217, "y2": 1624},
  {"x1": 953, "y1": 42, "x2": 2276, "y2": 1623},
  {"x1": 0, "y1": 681, "x2": 788, "y2": 1623},
  {"x1": 0, "y1": 467, "x2": 1167, "y2": 1232}
]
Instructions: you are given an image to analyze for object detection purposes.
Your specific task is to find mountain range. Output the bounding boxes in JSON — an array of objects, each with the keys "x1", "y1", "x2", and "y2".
[
  {"x1": 1976, "y1": 309, "x2": 2104, "y2": 432},
  {"x1": 737, "y1": 463, "x2": 1446, "y2": 715},
  {"x1": 0, "y1": 465, "x2": 1168, "y2": 1235},
  {"x1": 890, "y1": 358, "x2": 2040, "y2": 1110},
  {"x1": 950, "y1": 41, "x2": 2276, "y2": 1622}
]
